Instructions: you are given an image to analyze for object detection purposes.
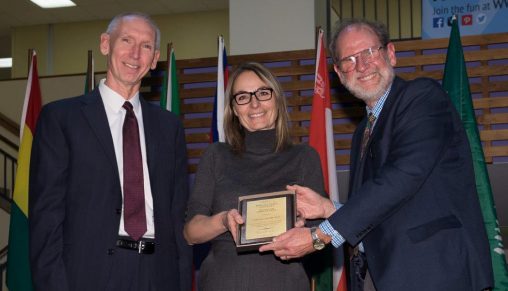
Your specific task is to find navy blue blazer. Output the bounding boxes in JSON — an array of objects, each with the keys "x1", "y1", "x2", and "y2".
[
  {"x1": 29, "y1": 89, "x2": 191, "y2": 291},
  {"x1": 328, "y1": 77, "x2": 493, "y2": 290}
]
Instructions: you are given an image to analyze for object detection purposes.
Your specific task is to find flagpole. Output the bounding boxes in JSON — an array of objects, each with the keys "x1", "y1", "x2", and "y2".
[
  {"x1": 211, "y1": 35, "x2": 226, "y2": 143},
  {"x1": 85, "y1": 50, "x2": 94, "y2": 93},
  {"x1": 315, "y1": 26, "x2": 321, "y2": 55},
  {"x1": 27, "y1": 49, "x2": 34, "y2": 74},
  {"x1": 310, "y1": 27, "x2": 322, "y2": 291},
  {"x1": 21, "y1": 50, "x2": 35, "y2": 140},
  {"x1": 167, "y1": 42, "x2": 172, "y2": 112}
]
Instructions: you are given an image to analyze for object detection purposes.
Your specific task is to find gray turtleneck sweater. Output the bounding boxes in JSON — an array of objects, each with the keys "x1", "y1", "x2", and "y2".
[{"x1": 186, "y1": 129, "x2": 325, "y2": 291}]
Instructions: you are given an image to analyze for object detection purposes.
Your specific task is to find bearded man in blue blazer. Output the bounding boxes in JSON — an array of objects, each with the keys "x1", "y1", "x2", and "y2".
[
  {"x1": 260, "y1": 19, "x2": 493, "y2": 291},
  {"x1": 29, "y1": 12, "x2": 191, "y2": 291}
]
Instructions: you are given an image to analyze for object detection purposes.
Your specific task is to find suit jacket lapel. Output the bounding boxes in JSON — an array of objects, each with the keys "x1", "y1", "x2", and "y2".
[
  {"x1": 349, "y1": 118, "x2": 365, "y2": 196},
  {"x1": 350, "y1": 77, "x2": 404, "y2": 195},
  {"x1": 140, "y1": 98, "x2": 160, "y2": 198},
  {"x1": 81, "y1": 89, "x2": 118, "y2": 176},
  {"x1": 368, "y1": 77, "x2": 402, "y2": 143}
]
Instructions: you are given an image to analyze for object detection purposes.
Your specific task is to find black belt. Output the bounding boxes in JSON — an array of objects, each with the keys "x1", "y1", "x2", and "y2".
[{"x1": 116, "y1": 238, "x2": 155, "y2": 254}]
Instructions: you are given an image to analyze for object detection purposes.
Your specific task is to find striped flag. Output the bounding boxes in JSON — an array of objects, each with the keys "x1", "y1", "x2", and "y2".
[
  {"x1": 309, "y1": 29, "x2": 347, "y2": 291},
  {"x1": 210, "y1": 35, "x2": 228, "y2": 143},
  {"x1": 84, "y1": 50, "x2": 95, "y2": 94},
  {"x1": 160, "y1": 43, "x2": 180, "y2": 115},
  {"x1": 190, "y1": 36, "x2": 229, "y2": 291},
  {"x1": 7, "y1": 50, "x2": 42, "y2": 291},
  {"x1": 158, "y1": 44, "x2": 193, "y2": 291},
  {"x1": 443, "y1": 17, "x2": 508, "y2": 290}
]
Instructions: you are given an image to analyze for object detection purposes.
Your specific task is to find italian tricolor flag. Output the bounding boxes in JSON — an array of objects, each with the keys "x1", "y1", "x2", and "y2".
[{"x1": 160, "y1": 43, "x2": 180, "y2": 115}]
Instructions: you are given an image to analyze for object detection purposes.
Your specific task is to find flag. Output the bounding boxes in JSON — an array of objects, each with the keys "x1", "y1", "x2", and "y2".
[
  {"x1": 210, "y1": 35, "x2": 228, "y2": 143},
  {"x1": 442, "y1": 16, "x2": 508, "y2": 290},
  {"x1": 309, "y1": 29, "x2": 347, "y2": 291},
  {"x1": 84, "y1": 50, "x2": 95, "y2": 93},
  {"x1": 160, "y1": 43, "x2": 180, "y2": 115},
  {"x1": 191, "y1": 35, "x2": 229, "y2": 290},
  {"x1": 7, "y1": 50, "x2": 42, "y2": 291},
  {"x1": 158, "y1": 43, "x2": 193, "y2": 290}
]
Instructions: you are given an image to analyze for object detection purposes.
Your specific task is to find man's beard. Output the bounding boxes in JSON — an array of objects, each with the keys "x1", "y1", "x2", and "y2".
[{"x1": 343, "y1": 61, "x2": 395, "y2": 105}]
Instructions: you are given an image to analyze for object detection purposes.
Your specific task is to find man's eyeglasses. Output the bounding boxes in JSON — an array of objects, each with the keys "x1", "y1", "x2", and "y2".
[
  {"x1": 337, "y1": 46, "x2": 384, "y2": 73},
  {"x1": 232, "y1": 87, "x2": 274, "y2": 105}
]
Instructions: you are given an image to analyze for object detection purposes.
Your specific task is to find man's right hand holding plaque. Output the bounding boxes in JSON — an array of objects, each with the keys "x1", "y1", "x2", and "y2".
[
  {"x1": 236, "y1": 190, "x2": 296, "y2": 252},
  {"x1": 258, "y1": 184, "x2": 334, "y2": 259}
]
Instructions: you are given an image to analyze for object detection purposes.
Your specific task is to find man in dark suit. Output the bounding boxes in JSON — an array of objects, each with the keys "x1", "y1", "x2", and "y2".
[
  {"x1": 260, "y1": 19, "x2": 493, "y2": 290},
  {"x1": 29, "y1": 13, "x2": 191, "y2": 291}
]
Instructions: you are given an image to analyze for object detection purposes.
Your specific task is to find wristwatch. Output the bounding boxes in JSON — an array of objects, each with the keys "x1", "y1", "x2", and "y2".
[{"x1": 310, "y1": 227, "x2": 325, "y2": 250}]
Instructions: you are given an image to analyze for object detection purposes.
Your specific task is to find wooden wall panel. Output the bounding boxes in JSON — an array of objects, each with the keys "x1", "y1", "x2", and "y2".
[{"x1": 142, "y1": 32, "x2": 508, "y2": 172}]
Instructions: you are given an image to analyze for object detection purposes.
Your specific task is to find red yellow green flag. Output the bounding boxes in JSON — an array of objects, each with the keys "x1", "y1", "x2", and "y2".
[{"x1": 7, "y1": 50, "x2": 42, "y2": 291}]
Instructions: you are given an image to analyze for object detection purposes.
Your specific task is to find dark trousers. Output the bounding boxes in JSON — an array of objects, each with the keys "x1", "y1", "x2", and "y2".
[
  {"x1": 105, "y1": 246, "x2": 156, "y2": 291},
  {"x1": 348, "y1": 251, "x2": 376, "y2": 291}
]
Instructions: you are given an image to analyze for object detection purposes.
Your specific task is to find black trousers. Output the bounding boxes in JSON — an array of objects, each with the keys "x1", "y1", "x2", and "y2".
[{"x1": 105, "y1": 246, "x2": 156, "y2": 291}]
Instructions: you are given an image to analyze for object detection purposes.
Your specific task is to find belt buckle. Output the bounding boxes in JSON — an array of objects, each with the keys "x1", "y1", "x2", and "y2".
[{"x1": 138, "y1": 240, "x2": 145, "y2": 254}]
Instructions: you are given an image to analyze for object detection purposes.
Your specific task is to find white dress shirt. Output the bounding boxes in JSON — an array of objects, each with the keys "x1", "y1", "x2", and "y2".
[{"x1": 98, "y1": 79, "x2": 155, "y2": 239}]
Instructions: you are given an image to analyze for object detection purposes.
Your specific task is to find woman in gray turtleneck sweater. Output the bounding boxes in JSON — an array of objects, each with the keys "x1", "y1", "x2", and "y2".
[{"x1": 184, "y1": 62, "x2": 326, "y2": 291}]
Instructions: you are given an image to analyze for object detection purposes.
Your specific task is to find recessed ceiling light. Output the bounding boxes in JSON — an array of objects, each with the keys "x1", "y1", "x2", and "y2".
[
  {"x1": 0, "y1": 58, "x2": 12, "y2": 68},
  {"x1": 30, "y1": 0, "x2": 76, "y2": 8}
]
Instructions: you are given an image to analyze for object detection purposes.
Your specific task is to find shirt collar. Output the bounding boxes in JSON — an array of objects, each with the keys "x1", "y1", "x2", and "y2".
[
  {"x1": 98, "y1": 78, "x2": 141, "y2": 113},
  {"x1": 366, "y1": 83, "x2": 392, "y2": 119}
]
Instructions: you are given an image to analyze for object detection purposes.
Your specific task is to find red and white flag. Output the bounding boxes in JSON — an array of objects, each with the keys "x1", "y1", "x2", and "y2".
[{"x1": 309, "y1": 29, "x2": 347, "y2": 291}]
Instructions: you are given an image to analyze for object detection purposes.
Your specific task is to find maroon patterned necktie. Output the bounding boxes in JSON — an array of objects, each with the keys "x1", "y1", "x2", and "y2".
[
  {"x1": 122, "y1": 101, "x2": 147, "y2": 241},
  {"x1": 360, "y1": 113, "x2": 376, "y2": 159}
]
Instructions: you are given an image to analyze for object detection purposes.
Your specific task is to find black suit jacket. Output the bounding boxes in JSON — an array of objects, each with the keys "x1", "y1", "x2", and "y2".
[
  {"x1": 328, "y1": 77, "x2": 493, "y2": 290},
  {"x1": 29, "y1": 89, "x2": 191, "y2": 291}
]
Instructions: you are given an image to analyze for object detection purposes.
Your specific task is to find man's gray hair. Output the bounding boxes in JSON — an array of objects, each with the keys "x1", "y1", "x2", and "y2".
[{"x1": 106, "y1": 12, "x2": 161, "y2": 50}]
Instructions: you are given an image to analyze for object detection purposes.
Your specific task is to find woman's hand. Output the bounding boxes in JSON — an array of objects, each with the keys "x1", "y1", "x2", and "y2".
[
  {"x1": 184, "y1": 210, "x2": 243, "y2": 245},
  {"x1": 222, "y1": 209, "x2": 244, "y2": 244}
]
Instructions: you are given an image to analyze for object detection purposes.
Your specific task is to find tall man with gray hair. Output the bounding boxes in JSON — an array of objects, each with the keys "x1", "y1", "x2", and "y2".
[{"x1": 29, "y1": 13, "x2": 191, "y2": 291}]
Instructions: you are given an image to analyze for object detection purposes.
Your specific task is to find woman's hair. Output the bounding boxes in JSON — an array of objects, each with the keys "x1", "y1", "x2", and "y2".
[{"x1": 223, "y1": 62, "x2": 292, "y2": 153}]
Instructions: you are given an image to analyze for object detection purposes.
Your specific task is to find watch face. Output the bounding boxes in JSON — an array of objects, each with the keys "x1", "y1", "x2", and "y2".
[
  {"x1": 310, "y1": 227, "x2": 325, "y2": 250},
  {"x1": 314, "y1": 240, "x2": 325, "y2": 250}
]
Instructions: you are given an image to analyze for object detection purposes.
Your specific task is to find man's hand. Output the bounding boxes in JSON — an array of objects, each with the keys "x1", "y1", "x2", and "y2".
[
  {"x1": 258, "y1": 227, "x2": 315, "y2": 260},
  {"x1": 294, "y1": 216, "x2": 306, "y2": 228},
  {"x1": 287, "y1": 184, "x2": 336, "y2": 219}
]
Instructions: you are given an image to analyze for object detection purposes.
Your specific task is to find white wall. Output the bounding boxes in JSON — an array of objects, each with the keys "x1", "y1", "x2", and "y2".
[
  {"x1": 229, "y1": 0, "x2": 315, "y2": 55},
  {"x1": 11, "y1": 10, "x2": 229, "y2": 78},
  {"x1": 0, "y1": 73, "x2": 107, "y2": 129}
]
